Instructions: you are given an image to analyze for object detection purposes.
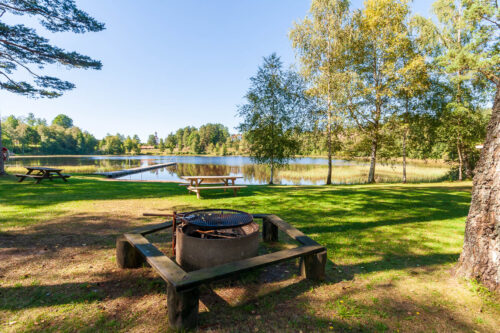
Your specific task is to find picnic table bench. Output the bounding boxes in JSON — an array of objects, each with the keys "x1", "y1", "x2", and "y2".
[
  {"x1": 15, "y1": 166, "x2": 71, "y2": 184},
  {"x1": 180, "y1": 175, "x2": 246, "y2": 199}
]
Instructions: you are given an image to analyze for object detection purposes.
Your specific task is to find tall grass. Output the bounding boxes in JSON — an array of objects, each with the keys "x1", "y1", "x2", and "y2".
[
  {"x1": 278, "y1": 163, "x2": 449, "y2": 184},
  {"x1": 5, "y1": 165, "x2": 122, "y2": 174}
]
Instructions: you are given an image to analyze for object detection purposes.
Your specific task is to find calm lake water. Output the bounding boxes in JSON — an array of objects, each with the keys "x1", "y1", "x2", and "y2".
[{"x1": 8, "y1": 155, "x2": 359, "y2": 185}]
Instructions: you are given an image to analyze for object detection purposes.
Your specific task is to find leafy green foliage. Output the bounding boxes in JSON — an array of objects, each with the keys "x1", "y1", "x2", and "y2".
[
  {"x1": 0, "y1": 0, "x2": 104, "y2": 97},
  {"x1": 52, "y1": 114, "x2": 74, "y2": 129},
  {"x1": 238, "y1": 54, "x2": 312, "y2": 183}
]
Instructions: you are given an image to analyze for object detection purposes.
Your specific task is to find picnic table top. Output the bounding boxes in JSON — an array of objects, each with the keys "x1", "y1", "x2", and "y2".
[
  {"x1": 25, "y1": 166, "x2": 63, "y2": 172},
  {"x1": 181, "y1": 175, "x2": 243, "y2": 180}
]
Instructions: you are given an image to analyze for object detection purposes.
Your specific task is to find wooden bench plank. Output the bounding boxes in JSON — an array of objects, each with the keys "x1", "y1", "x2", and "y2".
[
  {"x1": 187, "y1": 185, "x2": 246, "y2": 190},
  {"x1": 263, "y1": 215, "x2": 321, "y2": 246},
  {"x1": 15, "y1": 174, "x2": 44, "y2": 179},
  {"x1": 124, "y1": 233, "x2": 187, "y2": 284},
  {"x1": 175, "y1": 244, "x2": 325, "y2": 291}
]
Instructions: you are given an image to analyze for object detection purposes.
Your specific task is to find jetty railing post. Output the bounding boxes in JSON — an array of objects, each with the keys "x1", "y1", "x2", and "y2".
[
  {"x1": 300, "y1": 250, "x2": 327, "y2": 281},
  {"x1": 167, "y1": 283, "x2": 200, "y2": 330},
  {"x1": 262, "y1": 216, "x2": 278, "y2": 242},
  {"x1": 116, "y1": 236, "x2": 144, "y2": 268}
]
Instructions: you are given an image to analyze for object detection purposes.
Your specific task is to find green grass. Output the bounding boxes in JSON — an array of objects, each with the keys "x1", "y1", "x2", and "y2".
[{"x1": 0, "y1": 174, "x2": 498, "y2": 332}]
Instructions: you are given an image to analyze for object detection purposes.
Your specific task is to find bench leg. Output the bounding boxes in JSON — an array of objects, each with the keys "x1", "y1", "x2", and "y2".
[
  {"x1": 262, "y1": 216, "x2": 279, "y2": 242},
  {"x1": 300, "y1": 251, "x2": 327, "y2": 281},
  {"x1": 167, "y1": 283, "x2": 199, "y2": 330},
  {"x1": 116, "y1": 236, "x2": 144, "y2": 268},
  {"x1": 233, "y1": 188, "x2": 237, "y2": 196},
  {"x1": 196, "y1": 190, "x2": 200, "y2": 199}
]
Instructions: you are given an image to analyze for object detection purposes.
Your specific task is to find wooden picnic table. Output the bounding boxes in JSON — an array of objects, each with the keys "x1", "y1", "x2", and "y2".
[
  {"x1": 180, "y1": 175, "x2": 246, "y2": 199},
  {"x1": 15, "y1": 166, "x2": 71, "y2": 184}
]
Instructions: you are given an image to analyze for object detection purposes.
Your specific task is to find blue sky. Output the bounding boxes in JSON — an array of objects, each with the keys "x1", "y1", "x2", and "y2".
[{"x1": 0, "y1": 0, "x2": 435, "y2": 140}]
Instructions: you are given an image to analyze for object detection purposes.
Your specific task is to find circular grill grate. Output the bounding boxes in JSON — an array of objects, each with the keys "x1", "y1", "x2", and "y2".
[{"x1": 179, "y1": 209, "x2": 253, "y2": 229}]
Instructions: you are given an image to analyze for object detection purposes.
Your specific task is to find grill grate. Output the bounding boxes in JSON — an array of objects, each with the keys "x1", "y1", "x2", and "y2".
[{"x1": 179, "y1": 209, "x2": 253, "y2": 229}]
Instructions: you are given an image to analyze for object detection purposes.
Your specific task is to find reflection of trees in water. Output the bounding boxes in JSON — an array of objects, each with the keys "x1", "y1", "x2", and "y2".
[{"x1": 173, "y1": 163, "x2": 323, "y2": 185}]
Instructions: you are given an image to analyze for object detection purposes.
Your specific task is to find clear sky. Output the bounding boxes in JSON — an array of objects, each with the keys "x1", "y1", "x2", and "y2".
[{"x1": 0, "y1": 0, "x2": 435, "y2": 141}]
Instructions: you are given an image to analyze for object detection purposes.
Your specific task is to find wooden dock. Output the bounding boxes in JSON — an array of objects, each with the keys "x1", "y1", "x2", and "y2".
[{"x1": 97, "y1": 162, "x2": 176, "y2": 178}]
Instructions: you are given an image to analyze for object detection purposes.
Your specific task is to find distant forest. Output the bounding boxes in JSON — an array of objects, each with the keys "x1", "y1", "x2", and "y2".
[
  {"x1": 1, "y1": 113, "x2": 246, "y2": 156},
  {"x1": 1, "y1": 110, "x2": 489, "y2": 172}
]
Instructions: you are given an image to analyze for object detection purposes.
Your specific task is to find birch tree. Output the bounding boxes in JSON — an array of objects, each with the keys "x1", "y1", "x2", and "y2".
[
  {"x1": 290, "y1": 0, "x2": 352, "y2": 185},
  {"x1": 348, "y1": 0, "x2": 412, "y2": 183},
  {"x1": 238, "y1": 54, "x2": 311, "y2": 184}
]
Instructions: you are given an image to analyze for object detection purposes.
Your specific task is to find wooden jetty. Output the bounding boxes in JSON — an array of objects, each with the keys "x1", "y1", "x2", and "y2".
[{"x1": 97, "y1": 162, "x2": 176, "y2": 178}]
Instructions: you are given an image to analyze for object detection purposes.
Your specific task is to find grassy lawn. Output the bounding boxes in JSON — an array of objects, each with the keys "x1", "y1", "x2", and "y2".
[{"x1": 1, "y1": 175, "x2": 499, "y2": 332}]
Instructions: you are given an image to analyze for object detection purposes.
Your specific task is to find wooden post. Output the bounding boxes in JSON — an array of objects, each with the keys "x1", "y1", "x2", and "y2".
[
  {"x1": 300, "y1": 251, "x2": 327, "y2": 281},
  {"x1": 167, "y1": 283, "x2": 199, "y2": 330},
  {"x1": 262, "y1": 216, "x2": 278, "y2": 242},
  {"x1": 116, "y1": 236, "x2": 144, "y2": 268}
]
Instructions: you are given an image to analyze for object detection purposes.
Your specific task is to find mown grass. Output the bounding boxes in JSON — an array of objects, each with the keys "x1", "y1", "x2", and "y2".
[{"x1": 0, "y1": 174, "x2": 498, "y2": 332}]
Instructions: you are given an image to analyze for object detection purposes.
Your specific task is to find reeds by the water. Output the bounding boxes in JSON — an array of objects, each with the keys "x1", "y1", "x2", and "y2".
[
  {"x1": 278, "y1": 163, "x2": 449, "y2": 184},
  {"x1": 5, "y1": 165, "x2": 122, "y2": 174}
]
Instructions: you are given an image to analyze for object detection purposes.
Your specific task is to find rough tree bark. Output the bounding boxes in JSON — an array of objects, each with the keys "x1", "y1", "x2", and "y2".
[{"x1": 455, "y1": 85, "x2": 500, "y2": 291}]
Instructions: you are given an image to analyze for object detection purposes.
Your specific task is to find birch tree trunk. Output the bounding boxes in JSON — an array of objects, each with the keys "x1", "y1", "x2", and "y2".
[
  {"x1": 368, "y1": 136, "x2": 378, "y2": 183},
  {"x1": 455, "y1": 85, "x2": 500, "y2": 291},
  {"x1": 269, "y1": 161, "x2": 274, "y2": 185},
  {"x1": 457, "y1": 138, "x2": 464, "y2": 181},
  {"x1": 0, "y1": 118, "x2": 4, "y2": 175},
  {"x1": 402, "y1": 129, "x2": 407, "y2": 183},
  {"x1": 326, "y1": 108, "x2": 333, "y2": 185}
]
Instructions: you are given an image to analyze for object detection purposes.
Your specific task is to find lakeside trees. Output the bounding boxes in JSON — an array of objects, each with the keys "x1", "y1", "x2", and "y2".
[{"x1": 238, "y1": 54, "x2": 312, "y2": 184}]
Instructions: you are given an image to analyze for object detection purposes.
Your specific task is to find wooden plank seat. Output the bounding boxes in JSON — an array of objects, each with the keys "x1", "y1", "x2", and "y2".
[
  {"x1": 178, "y1": 182, "x2": 225, "y2": 186},
  {"x1": 116, "y1": 214, "x2": 327, "y2": 330},
  {"x1": 15, "y1": 174, "x2": 44, "y2": 179},
  {"x1": 187, "y1": 185, "x2": 247, "y2": 198}
]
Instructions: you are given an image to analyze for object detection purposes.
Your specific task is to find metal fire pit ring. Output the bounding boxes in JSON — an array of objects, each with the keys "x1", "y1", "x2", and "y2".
[{"x1": 178, "y1": 209, "x2": 253, "y2": 230}]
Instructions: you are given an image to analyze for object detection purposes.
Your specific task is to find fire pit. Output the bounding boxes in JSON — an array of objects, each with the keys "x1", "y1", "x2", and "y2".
[
  {"x1": 117, "y1": 212, "x2": 327, "y2": 331},
  {"x1": 175, "y1": 209, "x2": 259, "y2": 270}
]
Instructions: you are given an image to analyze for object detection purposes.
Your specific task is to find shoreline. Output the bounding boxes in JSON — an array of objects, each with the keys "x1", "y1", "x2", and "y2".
[{"x1": 8, "y1": 154, "x2": 449, "y2": 166}]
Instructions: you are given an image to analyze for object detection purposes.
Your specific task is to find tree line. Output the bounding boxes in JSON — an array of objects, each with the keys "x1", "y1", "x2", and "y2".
[
  {"x1": 238, "y1": 0, "x2": 496, "y2": 184},
  {"x1": 1, "y1": 113, "x2": 250, "y2": 156}
]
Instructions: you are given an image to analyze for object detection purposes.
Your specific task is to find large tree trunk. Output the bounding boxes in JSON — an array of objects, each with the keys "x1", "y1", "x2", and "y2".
[
  {"x1": 0, "y1": 118, "x2": 4, "y2": 175},
  {"x1": 455, "y1": 85, "x2": 500, "y2": 291},
  {"x1": 368, "y1": 136, "x2": 378, "y2": 183}
]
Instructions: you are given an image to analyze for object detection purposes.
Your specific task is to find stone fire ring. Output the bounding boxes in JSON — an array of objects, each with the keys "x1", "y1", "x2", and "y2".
[{"x1": 116, "y1": 214, "x2": 327, "y2": 331}]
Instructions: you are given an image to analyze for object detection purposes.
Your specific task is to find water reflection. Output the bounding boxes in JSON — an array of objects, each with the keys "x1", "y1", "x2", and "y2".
[{"x1": 8, "y1": 155, "x2": 447, "y2": 185}]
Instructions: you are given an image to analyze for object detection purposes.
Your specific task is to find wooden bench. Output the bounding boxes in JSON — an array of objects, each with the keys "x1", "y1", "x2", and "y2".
[
  {"x1": 15, "y1": 174, "x2": 44, "y2": 182},
  {"x1": 187, "y1": 185, "x2": 246, "y2": 199},
  {"x1": 116, "y1": 214, "x2": 327, "y2": 330},
  {"x1": 178, "y1": 182, "x2": 225, "y2": 187}
]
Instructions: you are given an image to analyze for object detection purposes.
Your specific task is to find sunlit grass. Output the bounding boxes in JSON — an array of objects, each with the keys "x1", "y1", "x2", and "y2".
[
  {"x1": 5, "y1": 165, "x2": 122, "y2": 174},
  {"x1": 1, "y1": 175, "x2": 498, "y2": 332},
  {"x1": 278, "y1": 163, "x2": 449, "y2": 184}
]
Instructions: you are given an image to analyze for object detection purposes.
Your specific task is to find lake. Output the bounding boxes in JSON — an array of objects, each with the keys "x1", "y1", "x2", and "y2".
[{"x1": 7, "y1": 155, "x2": 449, "y2": 185}]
